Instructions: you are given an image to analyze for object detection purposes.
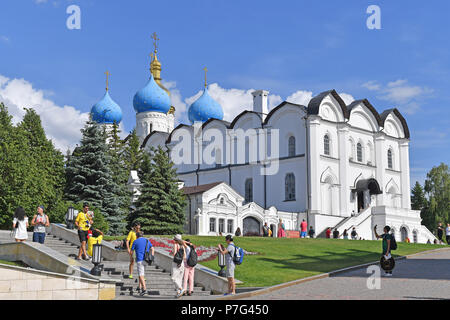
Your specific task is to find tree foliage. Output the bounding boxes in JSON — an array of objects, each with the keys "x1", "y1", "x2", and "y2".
[{"x1": 131, "y1": 146, "x2": 186, "y2": 235}]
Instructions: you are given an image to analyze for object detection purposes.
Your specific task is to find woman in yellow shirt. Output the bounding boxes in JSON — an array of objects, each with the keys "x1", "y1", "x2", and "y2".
[
  {"x1": 87, "y1": 228, "x2": 104, "y2": 258},
  {"x1": 126, "y1": 222, "x2": 141, "y2": 279}
]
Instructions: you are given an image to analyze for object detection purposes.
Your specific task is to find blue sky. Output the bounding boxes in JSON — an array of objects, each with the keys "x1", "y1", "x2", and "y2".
[{"x1": 0, "y1": 0, "x2": 449, "y2": 184}]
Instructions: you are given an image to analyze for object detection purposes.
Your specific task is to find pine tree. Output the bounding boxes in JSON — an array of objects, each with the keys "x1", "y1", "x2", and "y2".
[
  {"x1": 105, "y1": 122, "x2": 130, "y2": 235},
  {"x1": 411, "y1": 181, "x2": 426, "y2": 211},
  {"x1": 132, "y1": 146, "x2": 186, "y2": 235},
  {"x1": 64, "y1": 120, "x2": 123, "y2": 234},
  {"x1": 123, "y1": 129, "x2": 144, "y2": 172}
]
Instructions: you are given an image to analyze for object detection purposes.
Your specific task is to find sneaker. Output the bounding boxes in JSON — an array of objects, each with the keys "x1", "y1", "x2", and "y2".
[
  {"x1": 136, "y1": 287, "x2": 141, "y2": 293},
  {"x1": 139, "y1": 290, "x2": 146, "y2": 296},
  {"x1": 128, "y1": 275, "x2": 133, "y2": 279},
  {"x1": 177, "y1": 289, "x2": 186, "y2": 298},
  {"x1": 384, "y1": 273, "x2": 393, "y2": 277},
  {"x1": 187, "y1": 292, "x2": 192, "y2": 296}
]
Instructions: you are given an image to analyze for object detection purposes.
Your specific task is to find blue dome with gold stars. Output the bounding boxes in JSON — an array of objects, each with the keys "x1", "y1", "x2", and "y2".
[
  {"x1": 133, "y1": 75, "x2": 171, "y2": 114},
  {"x1": 188, "y1": 87, "x2": 224, "y2": 123},
  {"x1": 91, "y1": 91, "x2": 122, "y2": 124}
]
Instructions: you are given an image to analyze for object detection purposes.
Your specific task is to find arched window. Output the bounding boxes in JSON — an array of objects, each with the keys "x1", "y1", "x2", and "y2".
[
  {"x1": 324, "y1": 135, "x2": 330, "y2": 156},
  {"x1": 357, "y1": 143, "x2": 363, "y2": 162},
  {"x1": 285, "y1": 173, "x2": 296, "y2": 201},
  {"x1": 288, "y1": 136, "x2": 296, "y2": 157},
  {"x1": 387, "y1": 149, "x2": 393, "y2": 169},
  {"x1": 245, "y1": 178, "x2": 253, "y2": 203}
]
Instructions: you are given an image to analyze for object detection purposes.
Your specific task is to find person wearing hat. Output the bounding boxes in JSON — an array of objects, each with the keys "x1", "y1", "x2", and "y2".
[
  {"x1": 75, "y1": 203, "x2": 93, "y2": 260},
  {"x1": 218, "y1": 235, "x2": 236, "y2": 295},
  {"x1": 31, "y1": 205, "x2": 50, "y2": 244},
  {"x1": 171, "y1": 234, "x2": 187, "y2": 298}
]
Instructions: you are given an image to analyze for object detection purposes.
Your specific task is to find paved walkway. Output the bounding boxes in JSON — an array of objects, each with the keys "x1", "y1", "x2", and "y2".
[{"x1": 245, "y1": 249, "x2": 450, "y2": 300}]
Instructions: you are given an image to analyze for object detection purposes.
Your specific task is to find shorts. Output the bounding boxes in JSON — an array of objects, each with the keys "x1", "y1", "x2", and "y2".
[
  {"x1": 226, "y1": 263, "x2": 235, "y2": 278},
  {"x1": 301, "y1": 231, "x2": 307, "y2": 238},
  {"x1": 78, "y1": 230, "x2": 88, "y2": 243},
  {"x1": 137, "y1": 261, "x2": 145, "y2": 277}
]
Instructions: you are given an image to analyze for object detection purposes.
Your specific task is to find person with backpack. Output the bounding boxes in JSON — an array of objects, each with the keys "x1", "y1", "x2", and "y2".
[
  {"x1": 308, "y1": 226, "x2": 315, "y2": 238},
  {"x1": 131, "y1": 232, "x2": 153, "y2": 296},
  {"x1": 374, "y1": 225, "x2": 397, "y2": 277},
  {"x1": 262, "y1": 223, "x2": 270, "y2": 237},
  {"x1": 12, "y1": 207, "x2": 29, "y2": 242},
  {"x1": 183, "y1": 239, "x2": 197, "y2": 296},
  {"x1": 217, "y1": 235, "x2": 239, "y2": 296},
  {"x1": 171, "y1": 234, "x2": 187, "y2": 298},
  {"x1": 31, "y1": 206, "x2": 50, "y2": 244},
  {"x1": 351, "y1": 227, "x2": 358, "y2": 240}
]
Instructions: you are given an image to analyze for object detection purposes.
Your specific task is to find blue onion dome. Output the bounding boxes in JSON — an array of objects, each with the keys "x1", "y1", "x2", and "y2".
[
  {"x1": 133, "y1": 75, "x2": 171, "y2": 114},
  {"x1": 91, "y1": 91, "x2": 123, "y2": 124},
  {"x1": 188, "y1": 87, "x2": 224, "y2": 123}
]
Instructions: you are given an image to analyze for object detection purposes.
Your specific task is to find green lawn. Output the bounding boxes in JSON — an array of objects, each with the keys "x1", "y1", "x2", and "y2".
[
  {"x1": 0, "y1": 260, "x2": 25, "y2": 267},
  {"x1": 105, "y1": 235, "x2": 446, "y2": 287}
]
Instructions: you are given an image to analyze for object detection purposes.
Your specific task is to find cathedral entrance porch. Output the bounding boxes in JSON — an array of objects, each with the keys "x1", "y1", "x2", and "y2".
[{"x1": 353, "y1": 178, "x2": 382, "y2": 213}]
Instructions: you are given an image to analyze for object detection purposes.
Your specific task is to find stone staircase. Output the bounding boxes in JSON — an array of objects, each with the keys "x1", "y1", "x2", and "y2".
[{"x1": 43, "y1": 234, "x2": 212, "y2": 300}]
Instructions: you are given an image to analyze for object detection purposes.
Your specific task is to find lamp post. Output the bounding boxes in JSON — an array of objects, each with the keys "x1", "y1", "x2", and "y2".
[
  {"x1": 66, "y1": 206, "x2": 75, "y2": 230},
  {"x1": 90, "y1": 241, "x2": 103, "y2": 276},
  {"x1": 218, "y1": 252, "x2": 226, "y2": 277}
]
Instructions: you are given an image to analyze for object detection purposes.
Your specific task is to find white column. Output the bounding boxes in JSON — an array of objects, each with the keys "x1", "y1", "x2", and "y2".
[
  {"x1": 337, "y1": 125, "x2": 349, "y2": 217},
  {"x1": 308, "y1": 116, "x2": 322, "y2": 214},
  {"x1": 399, "y1": 140, "x2": 411, "y2": 209},
  {"x1": 374, "y1": 133, "x2": 386, "y2": 206}
]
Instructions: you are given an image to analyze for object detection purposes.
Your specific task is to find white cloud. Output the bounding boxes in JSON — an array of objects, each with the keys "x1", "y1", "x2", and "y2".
[
  {"x1": 0, "y1": 75, "x2": 89, "y2": 152},
  {"x1": 286, "y1": 90, "x2": 313, "y2": 106},
  {"x1": 362, "y1": 79, "x2": 433, "y2": 114}
]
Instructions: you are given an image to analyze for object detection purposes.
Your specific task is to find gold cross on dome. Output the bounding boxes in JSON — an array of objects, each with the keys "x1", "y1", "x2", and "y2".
[
  {"x1": 203, "y1": 67, "x2": 208, "y2": 88},
  {"x1": 151, "y1": 32, "x2": 159, "y2": 53},
  {"x1": 105, "y1": 70, "x2": 111, "y2": 91}
]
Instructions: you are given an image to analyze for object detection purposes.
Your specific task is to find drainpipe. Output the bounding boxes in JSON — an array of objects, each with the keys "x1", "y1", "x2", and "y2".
[{"x1": 304, "y1": 115, "x2": 311, "y2": 227}]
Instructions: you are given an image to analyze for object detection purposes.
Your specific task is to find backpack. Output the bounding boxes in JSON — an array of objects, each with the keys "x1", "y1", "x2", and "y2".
[
  {"x1": 230, "y1": 244, "x2": 245, "y2": 265},
  {"x1": 186, "y1": 245, "x2": 198, "y2": 267},
  {"x1": 173, "y1": 245, "x2": 184, "y2": 265},
  {"x1": 390, "y1": 233, "x2": 398, "y2": 251},
  {"x1": 144, "y1": 239, "x2": 154, "y2": 265}
]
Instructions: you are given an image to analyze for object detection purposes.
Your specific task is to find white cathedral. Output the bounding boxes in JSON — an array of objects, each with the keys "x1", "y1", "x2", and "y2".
[{"x1": 91, "y1": 40, "x2": 435, "y2": 244}]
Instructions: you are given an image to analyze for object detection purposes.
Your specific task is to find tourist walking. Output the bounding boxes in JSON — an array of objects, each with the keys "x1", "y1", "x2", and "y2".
[
  {"x1": 131, "y1": 232, "x2": 153, "y2": 296},
  {"x1": 277, "y1": 219, "x2": 286, "y2": 238},
  {"x1": 12, "y1": 207, "x2": 29, "y2": 242},
  {"x1": 446, "y1": 224, "x2": 450, "y2": 245},
  {"x1": 262, "y1": 223, "x2": 270, "y2": 237},
  {"x1": 333, "y1": 228, "x2": 340, "y2": 239},
  {"x1": 300, "y1": 219, "x2": 308, "y2": 238},
  {"x1": 437, "y1": 223, "x2": 444, "y2": 244},
  {"x1": 75, "y1": 203, "x2": 93, "y2": 260},
  {"x1": 374, "y1": 225, "x2": 395, "y2": 276},
  {"x1": 183, "y1": 239, "x2": 196, "y2": 296},
  {"x1": 351, "y1": 227, "x2": 358, "y2": 240},
  {"x1": 171, "y1": 234, "x2": 186, "y2": 298},
  {"x1": 343, "y1": 229, "x2": 349, "y2": 240},
  {"x1": 218, "y1": 235, "x2": 236, "y2": 295},
  {"x1": 308, "y1": 226, "x2": 315, "y2": 238},
  {"x1": 326, "y1": 227, "x2": 331, "y2": 239},
  {"x1": 126, "y1": 222, "x2": 141, "y2": 279},
  {"x1": 31, "y1": 205, "x2": 50, "y2": 244}
]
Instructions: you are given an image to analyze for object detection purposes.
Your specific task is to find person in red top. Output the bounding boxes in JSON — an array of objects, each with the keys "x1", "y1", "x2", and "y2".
[
  {"x1": 326, "y1": 227, "x2": 332, "y2": 239},
  {"x1": 300, "y1": 219, "x2": 308, "y2": 238}
]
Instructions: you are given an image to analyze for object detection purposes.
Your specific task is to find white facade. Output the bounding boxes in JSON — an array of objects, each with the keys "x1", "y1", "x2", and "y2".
[
  {"x1": 132, "y1": 89, "x2": 435, "y2": 244},
  {"x1": 136, "y1": 111, "x2": 174, "y2": 144}
]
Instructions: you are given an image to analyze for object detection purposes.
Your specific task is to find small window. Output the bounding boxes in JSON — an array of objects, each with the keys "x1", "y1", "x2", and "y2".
[
  {"x1": 285, "y1": 173, "x2": 296, "y2": 201},
  {"x1": 387, "y1": 149, "x2": 393, "y2": 169},
  {"x1": 413, "y1": 230, "x2": 418, "y2": 244},
  {"x1": 219, "y1": 198, "x2": 225, "y2": 205},
  {"x1": 219, "y1": 219, "x2": 225, "y2": 233},
  {"x1": 209, "y1": 218, "x2": 216, "y2": 232},
  {"x1": 324, "y1": 135, "x2": 330, "y2": 156},
  {"x1": 357, "y1": 143, "x2": 363, "y2": 162},
  {"x1": 288, "y1": 136, "x2": 296, "y2": 157},
  {"x1": 245, "y1": 178, "x2": 253, "y2": 203},
  {"x1": 227, "y1": 220, "x2": 234, "y2": 234}
]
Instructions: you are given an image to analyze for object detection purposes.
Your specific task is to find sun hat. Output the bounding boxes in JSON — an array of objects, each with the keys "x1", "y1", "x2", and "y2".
[{"x1": 173, "y1": 234, "x2": 182, "y2": 241}]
